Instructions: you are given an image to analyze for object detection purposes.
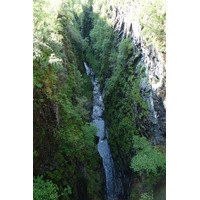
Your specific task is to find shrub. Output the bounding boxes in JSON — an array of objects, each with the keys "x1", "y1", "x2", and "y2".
[
  {"x1": 131, "y1": 135, "x2": 166, "y2": 177},
  {"x1": 33, "y1": 176, "x2": 59, "y2": 200}
]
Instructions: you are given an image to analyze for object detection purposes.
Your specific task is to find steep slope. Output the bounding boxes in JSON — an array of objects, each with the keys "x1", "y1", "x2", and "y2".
[
  {"x1": 33, "y1": 1, "x2": 103, "y2": 199},
  {"x1": 33, "y1": 0, "x2": 166, "y2": 199},
  {"x1": 79, "y1": 0, "x2": 166, "y2": 199}
]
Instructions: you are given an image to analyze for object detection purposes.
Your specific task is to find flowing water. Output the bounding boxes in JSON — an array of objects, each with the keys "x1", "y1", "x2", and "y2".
[{"x1": 84, "y1": 62, "x2": 123, "y2": 200}]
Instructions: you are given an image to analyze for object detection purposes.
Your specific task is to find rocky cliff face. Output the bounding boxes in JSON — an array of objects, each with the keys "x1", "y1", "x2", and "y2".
[
  {"x1": 80, "y1": 2, "x2": 166, "y2": 197},
  {"x1": 33, "y1": 88, "x2": 59, "y2": 175},
  {"x1": 109, "y1": 3, "x2": 166, "y2": 145}
]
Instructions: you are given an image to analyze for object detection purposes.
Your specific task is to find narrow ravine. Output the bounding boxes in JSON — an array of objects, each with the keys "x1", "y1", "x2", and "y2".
[{"x1": 84, "y1": 62, "x2": 123, "y2": 200}]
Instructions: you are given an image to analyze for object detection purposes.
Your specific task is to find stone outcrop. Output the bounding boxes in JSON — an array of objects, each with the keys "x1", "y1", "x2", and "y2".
[{"x1": 109, "y1": 3, "x2": 166, "y2": 145}]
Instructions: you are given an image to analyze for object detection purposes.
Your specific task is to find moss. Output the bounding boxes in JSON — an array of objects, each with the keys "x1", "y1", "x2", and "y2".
[{"x1": 33, "y1": 150, "x2": 39, "y2": 158}]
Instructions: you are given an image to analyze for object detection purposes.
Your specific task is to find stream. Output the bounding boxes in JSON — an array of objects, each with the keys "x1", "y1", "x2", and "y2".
[{"x1": 84, "y1": 62, "x2": 123, "y2": 200}]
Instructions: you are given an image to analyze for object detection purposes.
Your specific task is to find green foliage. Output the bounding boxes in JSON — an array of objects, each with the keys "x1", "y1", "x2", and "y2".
[
  {"x1": 118, "y1": 38, "x2": 133, "y2": 65},
  {"x1": 33, "y1": 150, "x2": 39, "y2": 158},
  {"x1": 33, "y1": 176, "x2": 59, "y2": 200},
  {"x1": 83, "y1": 15, "x2": 117, "y2": 89},
  {"x1": 138, "y1": 0, "x2": 166, "y2": 52},
  {"x1": 80, "y1": 6, "x2": 94, "y2": 38},
  {"x1": 33, "y1": 1, "x2": 102, "y2": 199},
  {"x1": 103, "y1": 38, "x2": 151, "y2": 168},
  {"x1": 131, "y1": 135, "x2": 166, "y2": 177},
  {"x1": 140, "y1": 191, "x2": 154, "y2": 200},
  {"x1": 62, "y1": 186, "x2": 72, "y2": 199},
  {"x1": 132, "y1": 78, "x2": 149, "y2": 117},
  {"x1": 33, "y1": 1, "x2": 166, "y2": 199},
  {"x1": 33, "y1": 0, "x2": 64, "y2": 98},
  {"x1": 100, "y1": 39, "x2": 148, "y2": 168},
  {"x1": 95, "y1": 0, "x2": 165, "y2": 53},
  {"x1": 82, "y1": 73, "x2": 93, "y2": 102}
]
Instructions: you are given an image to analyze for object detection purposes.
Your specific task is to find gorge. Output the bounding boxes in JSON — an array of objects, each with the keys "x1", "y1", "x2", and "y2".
[
  {"x1": 33, "y1": 0, "x2": 166, "y2": 199},
  {"x1": 84, "y1": 61, "x2": 123, "y2": 199}
]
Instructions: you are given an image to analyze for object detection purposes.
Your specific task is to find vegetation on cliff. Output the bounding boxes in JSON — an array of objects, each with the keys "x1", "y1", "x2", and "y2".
[
  {"x1": 33, "y1": 0, "x2": 166, "y2": 199},
  {"x1": 80, "y1": 0, "x2": 166, "y2": 198},
  {"x1": 33, "y1": 0, "x2": 102, "y2": 199}
]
